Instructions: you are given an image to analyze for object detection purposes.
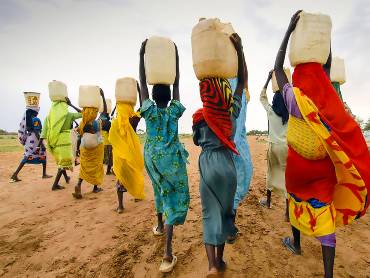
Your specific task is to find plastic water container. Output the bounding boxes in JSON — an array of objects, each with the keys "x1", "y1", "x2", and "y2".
[
  {"x1": 99, "y1": 98, "x2": 112, "y2": 114},
  {"x1": 24, "y1": 92, "x2": 40, "y2": 109},
  {"x1": 289, "y1": 12, "x2": 332, "y2": 66},
  {"x1": 272, "y1": 68, "x2": 292, "y2": 92},
  {"x1": 49, "y1": 80, "x2": 68, "y2": 101},
  {"x1": 115, "y1": 77, "x2": 137, "y2": 105},
  {"x1": 145, "y1": 36, "x2": 176, "y2": 85},
  {"x1": 79, "y1": 85, "x2": 101, "y2": 108},
  {"x1": 330, "y1": 57, "x2": 346, "y2": 85},
  {"x1": 192, "y1": 18, "x2": 237, "y2": 80}
]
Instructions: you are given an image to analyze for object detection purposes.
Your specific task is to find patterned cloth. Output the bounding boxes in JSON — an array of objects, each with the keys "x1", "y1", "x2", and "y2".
[
  {"x1": 284, "y1": 63, "x2": 370, "y2": 238},
  {"x1": 109, "y1": 103, "x2": 145, "y2": 200},
  {"x1": 141, "y1": 99, "x2": 190, "y2": 225},
  {"x1": 193, "y1": 78, "x2": 238, "y2": 154},
  {"x1": 18, "y1": 110, "x2": 46, "y2": 164},
  {"x1": 229, "y1": 78, "x2": 253, "y2": 210}
]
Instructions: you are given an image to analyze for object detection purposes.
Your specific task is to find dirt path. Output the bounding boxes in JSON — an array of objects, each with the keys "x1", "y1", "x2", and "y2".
[{"x1": 0, "y1": 137, "x2": 369, "y2": 277}]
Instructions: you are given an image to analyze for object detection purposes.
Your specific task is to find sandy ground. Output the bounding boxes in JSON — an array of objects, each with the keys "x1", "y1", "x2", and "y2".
[{"x1": 0, "y1": 136, "x2": 369, "y2": 278}]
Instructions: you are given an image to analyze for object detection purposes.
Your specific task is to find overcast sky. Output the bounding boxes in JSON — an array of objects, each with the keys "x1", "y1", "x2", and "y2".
[{"x1": 1, "y1": 0, "x2": 369, "y2": 133}]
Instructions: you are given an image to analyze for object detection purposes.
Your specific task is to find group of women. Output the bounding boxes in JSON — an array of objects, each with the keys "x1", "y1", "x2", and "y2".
[{"x1": 9, "y1": 10, "x2": 370, "y2": 278}]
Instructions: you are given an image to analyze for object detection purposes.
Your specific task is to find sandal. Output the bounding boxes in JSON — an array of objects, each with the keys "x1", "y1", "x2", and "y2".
[
  {"x1": 259, "y1": 198, "x2": 272, "y2": 209},
  {"x1": 152, "y1": 226, "x2": 164, "y2": 236},
  {"x1": 159, "y1": 255, "x2": 177, "y2": 273},
  {"x1": 9, "y1": 177, "x2": 21, "y2": 183},
  {"x1": 282, "y1": 237, "x2": 302, "y2": 255}
]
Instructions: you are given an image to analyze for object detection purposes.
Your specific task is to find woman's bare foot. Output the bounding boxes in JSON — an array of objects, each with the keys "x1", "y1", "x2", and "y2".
[
  {"x1": 42, "y1": 174, "x2": 53, "y2": 179},
  {"x1": 116, "y1": 207, "x2": 124, "y2": 214},
  {"x1": 52, "y1": 184, "x2": 65, "y2": 191},
  {"x1": 206, "y1": 267, "x2": 219, "y2": 278}
]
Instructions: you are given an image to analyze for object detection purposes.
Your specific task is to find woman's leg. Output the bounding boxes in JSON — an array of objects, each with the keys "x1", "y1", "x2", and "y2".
[
  {"x1": 52, "y1": 169, "x2": 65, "y2": 190},
  {"x1": 116, "y1": 188, "x2": 124, "y2": 213},
  {"x1": 216, "y1": 243, "x2": 226, "y2": 271},
  {"x1": 285, "y1": 198, "x2": 289, "y2": 222},
  {"x1": 322, "y1": 245, "x2": 335, "y2": 278},
  {"x1": 157, "y1": 213, "x2": 164, "y2": 233},
  {"x1": 41, "y1": 162, "x2": 52, "y2": 179},
  {"x1": 72, "y1": 178, "x2": 83, "y2": 199},
  {"x1": 292, "y1": 226, "x2": 301, "y2": 250},
  {"x1": 266, "y1": 189, "x2": 272, "y2": 208},
  {"x1": 164, "y1": 224, "x2": 173, "y2": 261},
  {"x1": 10, "y1": 161, "x2": 26, "y2": 181},
  {"x1": 205, "y1": 244, "x2": 218, "y2": 272},
  {"x1": 61, "y1": 169, "x2": 70, "y2": 183}
]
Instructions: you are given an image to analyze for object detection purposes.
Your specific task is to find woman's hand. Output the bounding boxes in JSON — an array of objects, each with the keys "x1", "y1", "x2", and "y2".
[
  {"x1": 174, "y1": 44, "x2": 180, "y2": 87},
  {"x1": 264, "y1": 70, "x2": 273, "y2": 88},
  {"x1": 65, "y1": 97, "x2": 72, "y2": 106},
  {"x1": 230, "y1": 33, "x2": 243, "y2": 55},
  {"x1": 287, "y1": 10, "x2": 302, "y2": 34}
]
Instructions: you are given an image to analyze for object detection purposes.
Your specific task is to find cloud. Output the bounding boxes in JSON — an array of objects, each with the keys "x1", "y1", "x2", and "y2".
[{"x1": 0, "y1": 0, "x2": 369, "y2": 133}]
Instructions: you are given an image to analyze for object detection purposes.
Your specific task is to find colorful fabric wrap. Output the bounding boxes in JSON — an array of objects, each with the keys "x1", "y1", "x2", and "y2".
[
  {"x1": 192, "y1": 78, "x2": 238, "y2": 154},
  {"x1": 109, "y1": 103, "x2": 145, "y2": 200},
  {"x1": 288, "y1": 63, "x2": 370, "y2": 228}
]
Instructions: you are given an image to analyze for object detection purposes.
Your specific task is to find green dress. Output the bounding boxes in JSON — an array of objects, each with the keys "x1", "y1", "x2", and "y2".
[
  {"x1": 141, "y1": 99, "x2": 190, "y2": 225},
  {"x1": 193, "y1": 95, "x2": 241, "y2": 245}
]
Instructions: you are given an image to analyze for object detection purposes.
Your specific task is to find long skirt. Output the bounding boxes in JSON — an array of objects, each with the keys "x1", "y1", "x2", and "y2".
[
  {"x1": 79, "y1": 143, "x2": 104, "y2": 185},
  {"x1": 199, "y1": 148, "x2": 237, "y2": 245},
  {"x1": 266, "y1": 142, "x2": 288, "y2": 196}
]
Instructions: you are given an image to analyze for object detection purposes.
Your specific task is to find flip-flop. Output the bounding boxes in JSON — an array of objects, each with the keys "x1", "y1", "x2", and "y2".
[
  {"x1": 159, "y1": 255, "x2": 177, "y2": 273},
  {"x1": 72, "y1": 192, "x2": 83, "y2": 199},
  {"x1": 42, "y1": 175, "x2": 53, "y2": 179},
  {"x1": 259, "y1": 198, "x2": 272, "y2": 209},
  {"x1": 282, "y1": 237, "x2": 302, "y2": 255},
  {"x1": 152, "y1": 226, "x2": 164, "y2": 236},
  {"x1": 9, "y1": 177, "x2": 21, "y2": 183}
]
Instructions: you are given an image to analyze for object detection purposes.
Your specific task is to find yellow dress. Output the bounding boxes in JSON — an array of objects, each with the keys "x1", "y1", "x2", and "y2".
[
  {"x1": 109, "y1": 103, "x2": 145, "y2": 200},
  {"x1": 79, "y1": 107, "x2": 104, "y2": 185}
]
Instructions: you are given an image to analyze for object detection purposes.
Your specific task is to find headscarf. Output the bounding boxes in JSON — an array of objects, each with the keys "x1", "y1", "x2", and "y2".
[
  {"x1": 79, "y1": 107, "x2": 99, "y2": 136},
  {"x1": 18, "y1": 107, "x2": 40, "y2": 145},
  {"x1": 293, "y1": 62, "x2": 370, "y2": 209},
  {"x1": 272, "y1": 92, "x2": 289, "y2": 125},
  {"x1": 192, "y1": 78, "x2": 238, "y2": 154}
]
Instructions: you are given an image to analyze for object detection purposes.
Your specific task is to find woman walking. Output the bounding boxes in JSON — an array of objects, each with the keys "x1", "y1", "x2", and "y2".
[
  {"x1": 109, "y1": 82, "x2": 144, "y2": 213},
  {"x1": 139, "y1": 39, "x2": 190, "y2": 273},
  {"x1": 192, "y1": 33, "x2": 245, "y2": 277},
  {"x1": 72, "y1": 89, "x2": 105, "y2": 198},
  {"x1": 41, "y1": 86, "x2": 81, "y2": 191},
  {"x1": 259, "y1": 70, "x2": 289, "y2": 220},
  {"x1": 10, "y1": 95, "x2": 52, "y2": 182},
  {"x1": 276, "y1": 11, "x2": 370, "y2": 278}
]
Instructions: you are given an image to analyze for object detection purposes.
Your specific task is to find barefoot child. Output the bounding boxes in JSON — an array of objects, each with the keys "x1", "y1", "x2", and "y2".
[
  {"x1": 192, "y1": 33, "x2": 245, "y2": 276},
  {"x1": 109, "y1": 81, "x2": 144, "y2": 213},
  {"x1": 139, "y1": 39, "x2": 190, "y2": 273}
]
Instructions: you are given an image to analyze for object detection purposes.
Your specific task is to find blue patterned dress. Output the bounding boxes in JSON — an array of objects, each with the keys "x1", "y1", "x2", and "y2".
[
  {"x1": 228, "y1": 78, "x2": 253, "y2": 210},
  {"x1": 141, "y1": 99, "x2": 190, "y2": 225}
]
